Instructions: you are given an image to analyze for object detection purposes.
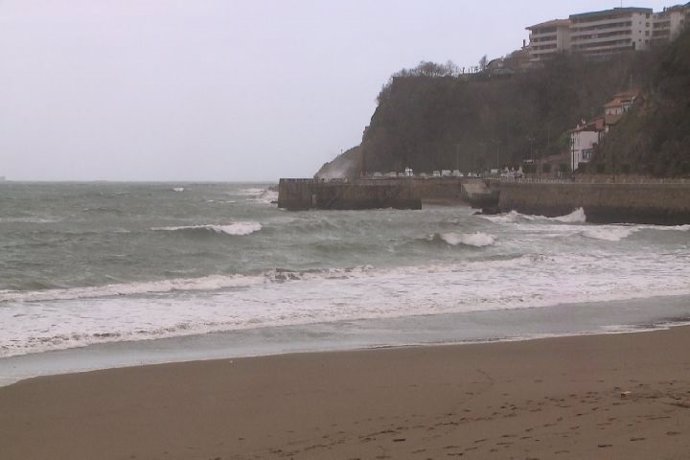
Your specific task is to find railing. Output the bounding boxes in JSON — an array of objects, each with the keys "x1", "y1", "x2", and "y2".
[{"x1": 490, "y1": 176, "x2": 690, "y2": 185}]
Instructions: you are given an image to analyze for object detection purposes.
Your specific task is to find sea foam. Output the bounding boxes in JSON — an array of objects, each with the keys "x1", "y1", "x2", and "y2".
[
  {"x1": 551, "y1": 207, "x2": 587, "y2": 223},
  {"x1": 581, "y1": 226, "x2": 638, "y2": 241},
  {"x1": 440, "y1": 232, "x2": 496, "y2": 247},
  {"x1": 152, "y1": 222, "x2": 262, "y2": 236}
]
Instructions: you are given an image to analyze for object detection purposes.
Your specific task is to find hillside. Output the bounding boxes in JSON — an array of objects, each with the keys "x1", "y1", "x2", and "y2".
[
  {"x1": 317, "y1": 47, "x2": 669, "y2": 178},
  {"x1": 593, "y1": 27, "x2": 690, "y2": 176}
]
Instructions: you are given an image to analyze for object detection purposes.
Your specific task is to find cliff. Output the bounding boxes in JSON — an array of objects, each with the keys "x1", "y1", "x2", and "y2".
[
  {"x1": 318, "y1": 52, "x2": 660, "y2": 178},
  {"x1": 593, "y1": 27, "x2": 690, "y2": 176},
  {"x1": 316, "y1": 27, "x2": 690, "y2": 178}
]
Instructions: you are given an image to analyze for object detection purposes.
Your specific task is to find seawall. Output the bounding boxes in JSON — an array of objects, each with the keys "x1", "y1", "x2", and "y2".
[
  {"x1": 278, "y1": 179, "x2": 422, "y2": 210},
  {"x1": 495, "y1": 180, "x2": 690, "y2": 224}
]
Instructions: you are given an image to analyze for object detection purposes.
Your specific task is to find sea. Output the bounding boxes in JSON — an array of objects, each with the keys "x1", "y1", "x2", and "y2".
[{"x1": 1, "y1": 182, "x2": 689, "y2": 384}]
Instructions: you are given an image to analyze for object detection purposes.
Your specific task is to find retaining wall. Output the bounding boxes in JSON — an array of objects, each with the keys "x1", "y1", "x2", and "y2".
[
  {"x1": 497, "y1": 181, "x2": 690, "y2": 224},
  {"x1": 278, "y1": 179, "x2": 422, "y2": 210}
]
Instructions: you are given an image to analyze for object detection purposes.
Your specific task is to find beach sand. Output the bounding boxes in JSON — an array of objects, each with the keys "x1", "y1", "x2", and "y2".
[{"x1": 2, "y1": 327, "x2": 690, "y2": 460}]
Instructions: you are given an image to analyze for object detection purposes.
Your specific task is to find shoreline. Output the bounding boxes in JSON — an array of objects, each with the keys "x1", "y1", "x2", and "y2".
[
  {"x1": 2, "y1": 325, "x2": 690, "y2": 459},
  {"x1": 3, "y1": 293, "x2": 690, "y2": 388}
]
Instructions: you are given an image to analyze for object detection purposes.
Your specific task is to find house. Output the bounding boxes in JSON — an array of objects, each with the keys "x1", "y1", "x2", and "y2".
[
  {"x1": 568, "y1": 89, "x2": 640, "y2": 171},
  {"x1": 603, "y1": 90, "x2": 640, "y2": 116},
  {"x1": 570, "y1": 118, "x2": 605, "y2": 171}
]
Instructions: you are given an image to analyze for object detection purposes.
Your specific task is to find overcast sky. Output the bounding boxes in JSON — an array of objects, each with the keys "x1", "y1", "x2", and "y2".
[{"x1": 0, "y1": 1, "x2": 682, "y2": 181}]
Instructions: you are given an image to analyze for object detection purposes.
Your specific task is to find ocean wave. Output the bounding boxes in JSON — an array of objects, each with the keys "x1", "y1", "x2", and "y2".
[
  {"x1": 0, "y1": 274, "x2": 267, "y2": 303},
  {"x1": 639, "y1": 223, "x2": 690, "y2": 232},
  {"x1": 0, "y1": 266, "x2": 380, "y2": 304},
  {"x1": 237, "y1": 187, "x2": 266, "y2": 196},
  {"x1": 172, "y1": 187, "x2": 185, "y2": 192},
  {"x1": 3, "y1": 252, "x2": 690, "y2": 357},
  {"x1": 0, "y1": 216, "x2": 61, "y2": 224},
  {"x1": 480, "y1": 210, "x2": 529, "y2": 224},
  {"x1": 439, "y1": 232, "x2": 496, "y2": 247},
  {"x1": 235, "y1": 187, "x2": 278, "y2": 204},
  {"x1": 482, "y1": 208, "x2": 586, "y2": 224},
  {"x1": 580, "y1": 226, "x2": 638, "y2": 241},
  {"x1": 151, "y1": 222, "x2": 262, "y2": 236},
  {"x1": 550, "y1": 208, "x2": 587, "y2": 223}
]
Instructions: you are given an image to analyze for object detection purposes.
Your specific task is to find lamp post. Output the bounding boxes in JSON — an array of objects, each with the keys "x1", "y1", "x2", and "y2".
[
  {"x1": 455, "y1": 143, "x2": 461, "y2": 172},
  {"x1": 490, "y1": 139, "x2": 501, "y2": 170}
]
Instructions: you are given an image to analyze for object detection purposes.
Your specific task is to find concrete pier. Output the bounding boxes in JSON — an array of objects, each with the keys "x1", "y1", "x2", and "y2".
[
  {"x1": 278, "y1": 179, "x2": 422, "y2": 211},
  {"x1": 494, "y1": 179, "x2": 690, "y2": 224}
]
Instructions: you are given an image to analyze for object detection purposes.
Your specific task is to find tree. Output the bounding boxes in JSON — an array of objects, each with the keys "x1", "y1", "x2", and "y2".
[{"x1": 479, "y1": 55, "x2": 488, "y2": 71}]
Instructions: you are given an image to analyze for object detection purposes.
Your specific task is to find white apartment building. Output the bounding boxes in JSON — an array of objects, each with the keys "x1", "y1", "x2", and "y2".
[
  {"x1": 569, "y1": 7, "x2": 653, "y2": 57},
  {"x1": 526, "y1": 5, "x2": 689, "y2": 62},
  {"x1": 525, "y1": 19, "x2": 571, "y2": 63},
  {"x1": 651, "y1": 6, "x2": 688, "y2": 46}
]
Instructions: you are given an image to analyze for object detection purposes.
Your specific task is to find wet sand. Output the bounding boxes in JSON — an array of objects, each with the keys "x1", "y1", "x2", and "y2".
[{"x1": 2, "y1": 327, "x2": 690, "y2": 459}]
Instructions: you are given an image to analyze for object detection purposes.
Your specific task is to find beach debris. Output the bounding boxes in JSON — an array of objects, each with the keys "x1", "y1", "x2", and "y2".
[{"x1": 620, "y1": 391, "x2": 632, "y2": 399}]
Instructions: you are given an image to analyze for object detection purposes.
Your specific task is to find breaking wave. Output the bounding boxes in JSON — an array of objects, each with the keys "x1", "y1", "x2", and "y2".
[
  {"x1": 482, "y1": 208, "x2": 586, "y2": 224},
  {"x1": 551, "y1": 208, "x2": 587, "y2": 223},
  {"x1": 439, "y1": 232, "x2": 496, "y2": 247},
  {"x1": 581, "y1": 226, "x2": 638, "y2": 241},
  {"x1": 152, "y1": 222, "x2": 262, "y2": 236}
]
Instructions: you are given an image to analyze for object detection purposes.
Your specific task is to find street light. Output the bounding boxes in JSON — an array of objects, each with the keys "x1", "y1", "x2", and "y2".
[{"x1": 490, "y1": 139, "x2": 501, "y2": 170}]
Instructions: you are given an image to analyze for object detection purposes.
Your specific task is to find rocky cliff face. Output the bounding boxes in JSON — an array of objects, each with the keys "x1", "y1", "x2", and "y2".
[
  {"x1": 317, "y1": 40, "x2": 687, "y2": 178},
  {"x1": 314, "y1": 146, "x2": 362, "y2": 179},
  {"x1": 594, "y1": 27, "x2": 690, "y2": 177}
]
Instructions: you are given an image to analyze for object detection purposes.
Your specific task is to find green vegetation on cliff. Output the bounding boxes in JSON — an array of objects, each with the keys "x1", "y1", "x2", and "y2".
[
  {"x1": 593, "y1": 27, "x2": 690, "y2": 176},
  {"x1": 318, "y1": 35, "x2": 690, "y2": 178}
]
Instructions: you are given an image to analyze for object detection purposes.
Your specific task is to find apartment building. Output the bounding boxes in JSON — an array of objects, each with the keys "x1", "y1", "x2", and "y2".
[
  {"x1": 526, "y1": 4, "x2": 689, "y2": 63},
  {"x1": 525, "y1": 19, "x2": 571, "y2": 63},
  {"x1": 651, "y1": 5, "x2": 687, "y2": 46},
  {"x1": 569, "y1": 7, "x2": 653, "y2": 57}
]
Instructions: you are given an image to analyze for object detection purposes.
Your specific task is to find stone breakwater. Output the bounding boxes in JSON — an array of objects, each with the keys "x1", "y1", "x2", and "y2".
[
  {"x1": 278, "y1": 177, "x2": 690, "y2": 224},
  {"x1": 495, "y1": 180, "x2": 690, "y2": 225},
  {"x1": 277, "y1": 178, "x2": 423, "y2": 210},
  {"x1": 278, "y1": 177, "x2": 499, "y2": 210}
]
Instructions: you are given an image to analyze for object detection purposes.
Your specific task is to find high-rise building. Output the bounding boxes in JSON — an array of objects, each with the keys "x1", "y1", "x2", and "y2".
[
  {"x1": 569, "y1": 7, "x2": 653, "y2": 57},
  {"x1": 525, "y1": 5, "x2": 689, "y2": 63}
]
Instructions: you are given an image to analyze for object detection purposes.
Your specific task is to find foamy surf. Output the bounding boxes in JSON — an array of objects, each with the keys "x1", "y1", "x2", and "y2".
[
  {"x1": 152, "y1": 222, "x2": 262, "y2": 236},
  {"x1": 581, "y1": 226, "x2": 638, "y2": 241},
  {"x1": 551, "y1": 208, "x2": 587, "y2": 223},
  {"x1": 3, "y1": 251, "x2": 690, "y2": 358},
  {"x1": 439, "y1": 232, "x2": 496, "y2": 247},
  {"x1": 483, "y1": 208, "x2": 586, "y2": 224}
]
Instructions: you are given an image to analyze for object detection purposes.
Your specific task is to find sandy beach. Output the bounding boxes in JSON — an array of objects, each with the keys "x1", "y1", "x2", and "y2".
[{"x1": 2, "y1": 327, "x2": 690, "y2": 460}]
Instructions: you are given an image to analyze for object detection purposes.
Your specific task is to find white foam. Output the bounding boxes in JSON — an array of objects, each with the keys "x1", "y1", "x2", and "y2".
[
  {"x1": 481, "y1": 210, "x2": 526, "y2": 224},
  {"x1": 3, "y1": 250, "x2": 690, "y2": 358},
  {"x1": 551, "y1": 208, "x2": 587, "y2": 223},
  {"x1": 440, "y1": 232, "x2": 496, "y2": 247},
  {"x1": 0, "y1": 217, "x2": 60, "y2": 224},
  {"x1": 581, "y1": 226, "x2": 637, "y2": 241},
  {"x1": 256, "y1": 189, "x2": 279, "y2": 204},
  {"x1": 237, "y1": 187, "x2": 266, "y2": 196},
  {"x1": 172, "y1": 187, "x2": 184, "y2": 192},
  {"x1": 0, "y1": 274, "x2": 266, "y2": 303},
  {"x1": 483, "y1": 208, "x2": 586, "y2": 224},
  {"x1": 152, "y1": 222, "x2": 262, "y2": 236}
]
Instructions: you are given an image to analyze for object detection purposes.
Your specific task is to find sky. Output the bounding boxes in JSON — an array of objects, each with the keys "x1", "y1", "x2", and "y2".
[{"x1": 0, "y1": 1, "x2": 683, "y2": 181}]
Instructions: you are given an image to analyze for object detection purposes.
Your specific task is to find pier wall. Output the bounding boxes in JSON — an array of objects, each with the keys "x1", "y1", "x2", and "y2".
[
  {"x1": 278, "y1": 179, "x2": 422, "y2": 210},
  {"x1": 496, "y1": 181, "x2": 690, "y2": 224}
]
